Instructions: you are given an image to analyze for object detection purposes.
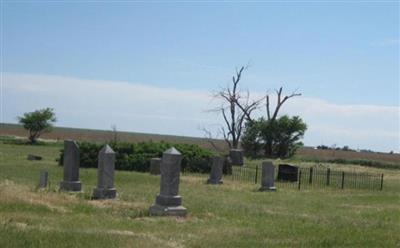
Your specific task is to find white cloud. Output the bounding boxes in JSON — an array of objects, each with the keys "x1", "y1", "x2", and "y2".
[
  {"x1": 370, "y1": 38, "x2": 400, "y2": 47},
  {"x1": 2, "y1": 73, "x2": 399, "y2": 152}
]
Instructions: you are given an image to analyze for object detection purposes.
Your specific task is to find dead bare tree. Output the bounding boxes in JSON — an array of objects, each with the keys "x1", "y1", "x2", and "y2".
[
  {"x1": 263, "y1": 87, "x2": 301, "y2": 155},
  {"x1": 211, "y1": 66, "x2": 263, "y2": 149}
]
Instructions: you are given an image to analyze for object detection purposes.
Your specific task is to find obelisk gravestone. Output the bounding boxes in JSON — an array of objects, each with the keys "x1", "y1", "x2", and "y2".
[
  {"x1": 92, "y1": 145, "x2": 117, "y2": 199},
  {"x1": 59, "y1": 140, "x2": 82, "y2": 191},
  {"x1": 149, "y1": 147, "x2": 187, "y2": 216}
]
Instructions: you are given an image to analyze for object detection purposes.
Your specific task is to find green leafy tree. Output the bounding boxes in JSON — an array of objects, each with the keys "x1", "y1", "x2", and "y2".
[
  {"x1": 242, "y1": 115, "x2": 307, "y2": 158},
  {"x1": 18, "y1": 108, "x2": 56, "y2": 143}
]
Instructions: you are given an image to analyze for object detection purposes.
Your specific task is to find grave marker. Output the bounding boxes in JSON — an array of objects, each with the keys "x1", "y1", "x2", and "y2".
[
  {"x1": 59, "y1": 140, "x2": 82, "y2": 191},
  {"x1": 92, "y1": 145, "x2": 117, "y2": 199},
  {"x1": 149, "y1": 147, "x2": 187, "y2": 217}
]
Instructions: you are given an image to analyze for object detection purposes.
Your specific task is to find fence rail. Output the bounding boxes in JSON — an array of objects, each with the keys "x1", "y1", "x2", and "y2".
[{"x1": 183, "y1": 165, "x2": 384, "y2": 191}]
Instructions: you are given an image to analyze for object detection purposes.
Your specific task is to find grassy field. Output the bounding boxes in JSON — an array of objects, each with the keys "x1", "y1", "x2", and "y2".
[{"x1": 0, "y1": 141, "x2": 399, "y2": 247}]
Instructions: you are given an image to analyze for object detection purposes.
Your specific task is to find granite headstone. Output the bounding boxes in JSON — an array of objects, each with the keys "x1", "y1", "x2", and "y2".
[
  {"x1": 229, "y1": 149, "x2": 244, "y2": 166},
  {"x1": 38, "y1": 170, "x2": 48, "y2": 188},
  {"x1": 59, "y1": 140, "x2": 82, "y2": 191},
  {"x1": 92, "y1": 145, "x2": 117, "y2": 199},
  {"x1": 149, "y1": 158, "x2": 161, "y2": 175},
  {"x1": 259, "y1": 161, "x2": 276, "y2": 191},
  {"x1": 149, "y1": 147, "x2": 187, "y2": 217},
  {"x1": 207, "y1": 156, "x2": 224, "y2": 184}
]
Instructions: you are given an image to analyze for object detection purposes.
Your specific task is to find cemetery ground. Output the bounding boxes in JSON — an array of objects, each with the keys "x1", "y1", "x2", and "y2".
[{"x1": 0, "y1": 142, "x2": 399, "y2": 247}]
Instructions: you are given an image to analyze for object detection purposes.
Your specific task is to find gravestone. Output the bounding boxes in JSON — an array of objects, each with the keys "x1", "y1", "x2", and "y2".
[
  {"x1": 223, "y1": 156, "x2": 232, "y2": 175},
  {"x1": 277, "y1": 164, "x2": 298, "y2": 182},
  {"x1": 149, "y1": 158, "x2": 161, "y2": 175},
  {"x1": 59, "y1": 140, "x2": 82, "y2": 191},
  {"x1": 27, "y1": 154, "x2": 42, "y2": 161},
  {"x1": 92, "y1": 145, "x2": 117, "y2": 199},
  {"x1": 229, "y1": 149, "x2": 244, "y2": 166},
  {"x1": 149, "y1": 147, "x2": 187, "y2": 217},
  {"x1": 207, "y1": 156, "x2": 224, "y2": 184},
  {"x1": 38, "y1": 170, "x2": 48, "y2": 188},
  {"x1": 259, "y1": 161, "x2": 276, "y2": 191}
]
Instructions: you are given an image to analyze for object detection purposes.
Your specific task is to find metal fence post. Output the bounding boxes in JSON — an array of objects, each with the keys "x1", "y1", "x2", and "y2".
[
  {"x1": 380, "y1": 174, "x2": 384, "y2": 191},
  {"x1": 309, "y1": 167, "x2": 313, "y2": 185},
  {"x1": 326, "y1": 168, "x2": 331, "y2": 186},
  {"x1": 255, "y1": 165, "x2": 258, "y2": 184},
  {"x1": 341, "y1": 171, "x2": 345, "y2": 189},
  {"x1": 298, "y1": 170, "x2": 302, "y2": 190}
]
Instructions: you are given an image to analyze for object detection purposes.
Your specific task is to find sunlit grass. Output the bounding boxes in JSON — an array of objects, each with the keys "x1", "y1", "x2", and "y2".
[{"x1": 0, "y1": 142, "x2": 399, "y2": 247}]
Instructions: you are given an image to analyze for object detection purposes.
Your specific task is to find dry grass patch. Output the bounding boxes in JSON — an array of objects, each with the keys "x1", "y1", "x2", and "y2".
[{"x1": 0, "y1": 180, "x2": 77, "y2": 213}]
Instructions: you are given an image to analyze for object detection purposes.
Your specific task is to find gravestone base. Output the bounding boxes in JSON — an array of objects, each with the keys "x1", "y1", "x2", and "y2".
[
  {"x1": 60, "y1": 181, "x2": 82, "y2": 192},
  {"x1": 149, "y1": 204, "x2": 187, "y2": 217},
  {"x1": 155, "y1": 195, "x2": 182, "y2": 206},
  {"x1": 259, "y1": 186, "x2": 277, "y2": 192},
  {"x1": 207, "y1": 178, "x2": 223, "y2": 185},
  {"x1": 92, "y1": 188, "x2": 117, "y2": 199}
]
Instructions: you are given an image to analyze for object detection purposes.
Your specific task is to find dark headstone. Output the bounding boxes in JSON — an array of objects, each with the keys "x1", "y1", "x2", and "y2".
[
  {"x1": 149, "y1": 158, "x2": 161, "y2": 175},
  {"x1": 277, "y1": 164, "x2": 298, "y2": 182},
  {"x1": 207, "y1": 156, "x2": 224, "y2": 184},
  {"x1": 149, "y1": 147, "x2": 187, "y2": 217},
  {"x1": 92, "y1": 145, "x2": 117, "y2": 199},
  {"x1": 27, "y1": 154, "x2": 42, "y2": 161},
  {"x1": 229, "y1": 149, "x2": 244, "y2": 166},
  {"x1": 38, "y1": 170, "x2": 48, "y2": 188},
  {"x1": 259, "y1": 161, "x2": 276, "y2": 191},
  {"x1": 59, "y1": 140, "x2": 82, "y2": 191}
]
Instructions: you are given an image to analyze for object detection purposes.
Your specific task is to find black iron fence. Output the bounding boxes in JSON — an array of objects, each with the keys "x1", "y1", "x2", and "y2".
[{"x1": 183, "y1": 165, "x2": 384, "y2": 191}]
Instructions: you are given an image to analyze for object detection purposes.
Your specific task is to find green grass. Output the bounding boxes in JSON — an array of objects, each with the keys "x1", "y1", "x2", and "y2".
[{"x1": 0, "y1": 142, "x2": 399, "y2": 247}]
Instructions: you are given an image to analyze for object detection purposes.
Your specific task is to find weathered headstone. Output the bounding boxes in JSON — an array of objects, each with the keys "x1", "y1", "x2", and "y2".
[
  {"x1": 207, "y1": 156, "x2": 224, "y2": 184},
  {"x1": 149, "y1": 147, "x2": 187, "y2": 217},
  {"x1": 229, "y1": 149, "x2": 244, "y2": 166},
  {"x1": 277, "y1": 164, "x2": 298, "y2": 182},
  {"x1": 92, "y1": 145, "x2": 117, "y2": 199},
  {"x1": 38, "y1": 170, "x2": 48, "y2": 188},
  {"x1": 27, "y1": 154, "x2": 42, "y2": 161},
  {"x1": 223, "y1": 156, "x2": 233, "y2": 175},
  {"x1": 259, "y1": 161, "x2": 276, "y2": 191},
  {"x1": 149, "y1": 158, "x2": 161, "y2": 175},
  {"x1": 59, "y1": 140, "x2": 82, "y2": 191}
]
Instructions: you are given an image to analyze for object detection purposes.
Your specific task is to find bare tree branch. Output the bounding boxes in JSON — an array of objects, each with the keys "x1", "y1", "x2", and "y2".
[
  {"x1": 268, "y1": 87, "x2": 302, "y2": 122},
  {"x1": 199, "y1": 127, "x2": 225, "y2": 153}
]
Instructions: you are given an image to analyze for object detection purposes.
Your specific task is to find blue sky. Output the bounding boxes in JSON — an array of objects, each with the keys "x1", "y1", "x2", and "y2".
[{"x1": 1, "y1": 1, "x2": 399, "y2": 152}]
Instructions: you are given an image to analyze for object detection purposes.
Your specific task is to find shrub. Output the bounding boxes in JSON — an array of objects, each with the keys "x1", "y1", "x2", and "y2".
[{"x1": 58, "y1": 141, "x2": 215, "y2": 173}]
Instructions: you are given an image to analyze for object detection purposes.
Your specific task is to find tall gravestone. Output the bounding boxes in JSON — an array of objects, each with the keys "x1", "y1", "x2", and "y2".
[
  {"x1": 38, "y1": 170, "x2": 48, "y2": 188},
  {"x1": 259, "y1": 161, "x2": 277, "y2": 191},
  {"x1": 92, "y1": 145, "x2": 117, "y2": 199},
  {"x1": 59, "y1": 140, "x2": 82, "y2": 191},
  {"x1": 149, "y1": 158, "x2": 161, "y2": 175},
  {"x1": 149, "y1": 147, "x2": 187, "y2": 217},
  {"x1": 229, "y1": 149, "x2": 244, "y2": 166},
  {"x1": 207, "y1": 156, "x2": 224, "y2": 184}
]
